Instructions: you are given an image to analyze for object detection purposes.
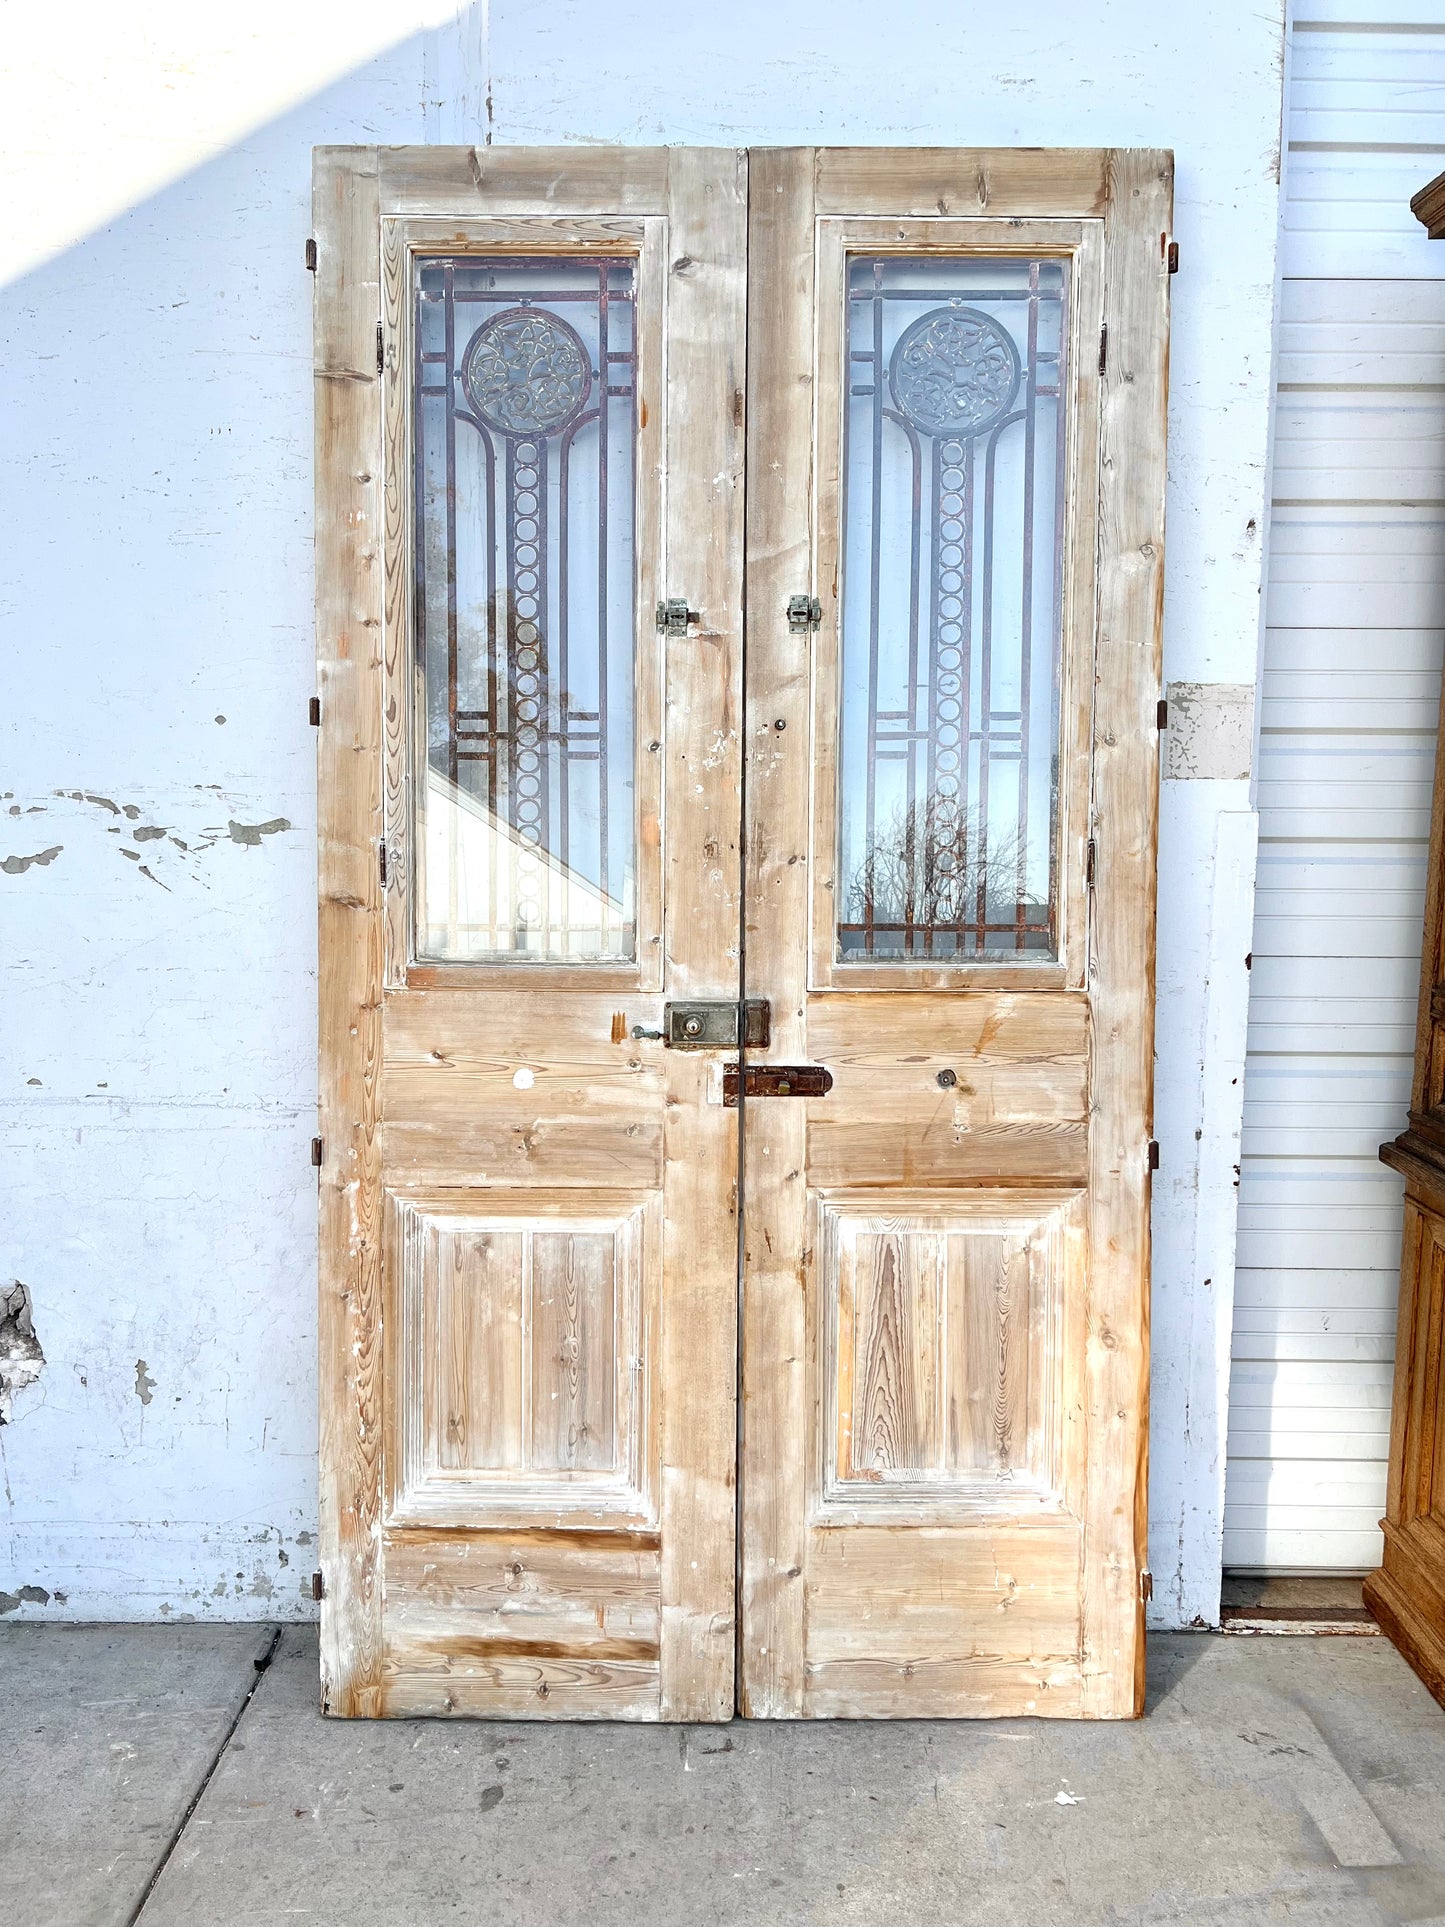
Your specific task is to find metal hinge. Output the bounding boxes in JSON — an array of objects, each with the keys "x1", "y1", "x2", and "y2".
[
  {"x1": 655, "y1": 598, "x2": 694, "y2": 636},
  {"x1": 310, "y1": 1137, "x2": 323, "y2": 1168},
  {"x1": 1167, "y1": 240, "x2": 1179, "y2": 275},
  {"x1": 308, "y1": 696, "x2": 321, "y2": 727},
  {"x1": 1085, "y1": 838, "x2": 1097, "y2": 888},
  {"x1": 311, "y1": 1570, "x2": 325, "y2": 1602},
  {"x1": 1157, "y1": 696, "x2": 1168, "y2": 730},
  {"x1": 376, "y1": 321, "x2": 385, "y2": 376},
  {"x1": 787, "y1": 594, "x2": 822, "y2": 633},
  {"x1": 1140, "y1": 1568, "x2": 1154, "y2": 1604},
  {"x1": 379, "y1": 840, "x2": 388, "y2": 887},
  {"x1": 1098, "y1": 324, "x2": 1108, "y2": 377},
  {"x1": 305, "y1": 237, "x2": 317, "y2": 273},
  {"x1": 1148, "y1": 1140, "x2": 1160, "y2": 1172}
]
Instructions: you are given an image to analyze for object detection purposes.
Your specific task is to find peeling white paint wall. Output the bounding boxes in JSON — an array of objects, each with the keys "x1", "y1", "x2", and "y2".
[{"x1": 0, "y1": 0, "x2": 1283, "y2": 1623}]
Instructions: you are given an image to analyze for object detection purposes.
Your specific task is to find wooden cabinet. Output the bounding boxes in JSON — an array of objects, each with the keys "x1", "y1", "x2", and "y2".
[{"x1": 1364, "y1": 166, "x2": 1445, "y2": 1709}]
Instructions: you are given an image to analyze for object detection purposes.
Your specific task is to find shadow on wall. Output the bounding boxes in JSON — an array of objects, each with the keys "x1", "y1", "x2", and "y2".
[{"x1": 0, "y1": 6, "x2": 487, "y2": 1620}]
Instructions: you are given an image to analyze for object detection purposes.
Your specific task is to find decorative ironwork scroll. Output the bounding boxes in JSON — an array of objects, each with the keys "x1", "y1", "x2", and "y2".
[
  {"x1": 412, "y1": 258, "x2": 637, "y2": 963},
  {"x1": 838, "y1": 257, "x2": 1070, "y2": 962}
]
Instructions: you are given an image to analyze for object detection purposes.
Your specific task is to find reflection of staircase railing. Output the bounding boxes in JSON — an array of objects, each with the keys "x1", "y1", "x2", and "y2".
[{"x1": 420, "y1": 764, "x2": 633, "y2": 962}]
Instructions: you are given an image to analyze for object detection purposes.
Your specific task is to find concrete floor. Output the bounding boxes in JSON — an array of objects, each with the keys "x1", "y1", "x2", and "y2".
[{"x1": 5, "y1": 1627, "x2": 1445, "y2": 1927}]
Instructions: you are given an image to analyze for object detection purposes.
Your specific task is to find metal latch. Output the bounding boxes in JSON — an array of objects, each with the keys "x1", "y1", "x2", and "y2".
[
  {"x1": 655, "y1": 598, "x2": 695, "y2": 636},
  {"x1": 723, "y1": 1064, "x2": 833, "y2": 1105},
  {"x1": 633, "y1": 999, "x2": 771, "y2": 1049},
  {"x1": 787, "y1": 595, "x2": 822, "y2": 633}
]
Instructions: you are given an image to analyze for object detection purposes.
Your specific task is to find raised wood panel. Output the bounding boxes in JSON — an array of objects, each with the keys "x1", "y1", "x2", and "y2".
[
  {"x1": 385, "y1": 1190, "x2": 657, "y2": 1527},
  {"x1": 531, "y1": 1231, "x2": 616, "y2": 1472},
  {"x1": 818, "y1": 1192, "x2": 1072, "y2": 1518},
  {"x1": 435, "y1": 1226, "x2": 523, "y2": 1472}
]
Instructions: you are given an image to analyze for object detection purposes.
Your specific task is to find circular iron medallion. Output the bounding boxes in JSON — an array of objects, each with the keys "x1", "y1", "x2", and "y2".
[
  {"x1": 888, "y1": 306, "x2": 1020, "y2": 439},
  {"x1": 460, "y1": 307, "x2": 593, "y2": 438}
]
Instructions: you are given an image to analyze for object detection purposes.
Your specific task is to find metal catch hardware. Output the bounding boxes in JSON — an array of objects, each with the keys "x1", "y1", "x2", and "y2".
[
  {"x1": 723, "y1": 1064, "x2": 833, "y2": 1105},
  {"x1": 655, "y1": 598, "x2": 695, "y2": 636},
  {"x1": 633, "y1": 1000, "x2": 771, "y2": 1050},
  {"x1": 787, "y1": 595, "x2": 823, "y2": 633}
]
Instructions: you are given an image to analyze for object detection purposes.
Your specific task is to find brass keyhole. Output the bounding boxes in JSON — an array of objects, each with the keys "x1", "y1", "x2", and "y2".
[{"x1": 682, "y1": 1015, "x2": 705, "y2": 1039}]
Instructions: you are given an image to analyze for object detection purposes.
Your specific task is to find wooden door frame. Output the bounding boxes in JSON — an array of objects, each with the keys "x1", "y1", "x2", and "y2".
[{"x1": 740, "y1": 148, "x2": 1171, "y2": 1719}]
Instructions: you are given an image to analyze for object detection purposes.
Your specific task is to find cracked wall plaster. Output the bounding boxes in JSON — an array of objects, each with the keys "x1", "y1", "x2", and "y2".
[{"x1": 0, "y1": 1283, "x2": 44, "y2": 1422}]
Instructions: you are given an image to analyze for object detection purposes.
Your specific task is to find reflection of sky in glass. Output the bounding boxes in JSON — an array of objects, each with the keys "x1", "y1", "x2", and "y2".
[
  {"x1": 839, "y1": 256, "x2": 1068, "y2": 962},
  {"x1": 414, "y1": 257, "x2": 637, "y2": 962}
]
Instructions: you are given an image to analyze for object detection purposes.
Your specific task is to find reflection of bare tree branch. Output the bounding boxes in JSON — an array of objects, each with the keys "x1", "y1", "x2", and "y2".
[{"x1": 846, "y1": 793, "x2": 1033, "y2": 943}]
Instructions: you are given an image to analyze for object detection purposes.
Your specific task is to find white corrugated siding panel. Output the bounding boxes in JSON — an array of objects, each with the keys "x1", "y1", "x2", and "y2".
[{"x1": 1226, "y1": 9, "x2": 1445, "y2": 1571}]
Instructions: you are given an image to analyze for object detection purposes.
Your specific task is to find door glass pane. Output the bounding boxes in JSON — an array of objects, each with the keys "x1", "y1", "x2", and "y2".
[
  {"x1": 837, "y1": 255, "x2": 1069, "y2": 962},
  {"x1": 413, "y1": 256, "x2": 637, "y2": 962}
]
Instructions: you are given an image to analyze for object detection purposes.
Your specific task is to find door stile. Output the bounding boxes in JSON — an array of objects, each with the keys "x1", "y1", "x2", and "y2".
[
  {"x1": 739, "y1": 147, "x2": 817, "y2": 1717},
  {"x1": 314, "y1": 146, "x2": 387, "y2": 1716},
  {"x1": 1079, "y1": 149, "x2": 1171, "y2": 1718},
  {"x1": 657, "y1": 145, "x2": 749, "y2": 1721}
]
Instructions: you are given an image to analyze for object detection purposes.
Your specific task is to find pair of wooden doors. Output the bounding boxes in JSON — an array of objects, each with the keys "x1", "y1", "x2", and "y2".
[{"x1": 313, "y1": 144, "x2": 1170, "y2": 1721}]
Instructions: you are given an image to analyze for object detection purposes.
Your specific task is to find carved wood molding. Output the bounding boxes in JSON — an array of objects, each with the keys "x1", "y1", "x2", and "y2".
[{"x1": 1411, "y1": 169, "x2": 1445, "y2": 240}]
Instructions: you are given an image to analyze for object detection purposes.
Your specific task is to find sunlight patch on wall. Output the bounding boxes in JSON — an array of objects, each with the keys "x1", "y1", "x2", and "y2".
[{"x1": 0, "y1": 0, "x2": 469, "y2": 284}]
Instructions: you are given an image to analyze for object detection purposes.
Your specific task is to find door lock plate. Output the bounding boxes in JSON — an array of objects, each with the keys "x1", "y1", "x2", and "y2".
[{"x1": 661, "y1": 999, "x2": 771, "y2": 1049}]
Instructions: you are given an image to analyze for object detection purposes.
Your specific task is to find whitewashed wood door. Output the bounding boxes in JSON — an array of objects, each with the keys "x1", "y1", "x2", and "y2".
[
  {"x1": 739, "y1": 148, "x2": 1171, "y2": 1719},
  {"x1": 1228, "y1": 4, "x2": 1445, "y2": 1573},
  {"x1": 314, "y1": 146, "x2": 746, "y2": 1718}
]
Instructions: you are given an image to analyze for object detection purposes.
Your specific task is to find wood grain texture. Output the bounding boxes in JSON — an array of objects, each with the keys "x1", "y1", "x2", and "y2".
[
  {"x1": 381, "y1": 991, "x2": 663, "y2": 1186},
  {"x1": 740, "y1": 147, "x2": 1165, "y2": 1721},
  {"x1": 807, "y1": 993, "x2": 1090, "y2": 1186},
  {"x1": 1367, "y1": 1181, "x2": 1445, "y2": 1710},
  {"x1": 738, "y1": 146, "x2": 817, "y2": 1716},
  {"x1": 378, "y1": 147, "x2": 671, "y2": 220},
  {"x1": 804, "y1": 1524, "x2": 1083, "y2": 1661},
  {"x1": 437, "y1": 1225, "x2": 523, "y2": 1472},
  {"x1": 320, "y1": 147, "x2": 742, "y2": 1720},
  {"x1": 530, "y1": 1231, "x2": 615, "y2": 1472},
  {"x1": 383, "y1": 1189, "x2": 655, "y2": 1530},
  {"x1": 1411, "y1": 168, "x2": 1445, "y2": 243},
  {"x1": 314, "y1": 146, "x2": 386, "y2": 1718},
  {"x1": 816, "y1": 1191, "x2": 1075, "y2": 1518},
  {"x1": 386, "y1": 1529, "x2": 661, "y2": 1653},
  {"x1": 655, "y1": 146, "x2": 748, "y2": 1721},
  {"x1": 1077, "y1": 148, "x2": 1171, "y2": 1718},
  {"x1": 813, "y1": 148, "x2": 1111, "y2": 221}
]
